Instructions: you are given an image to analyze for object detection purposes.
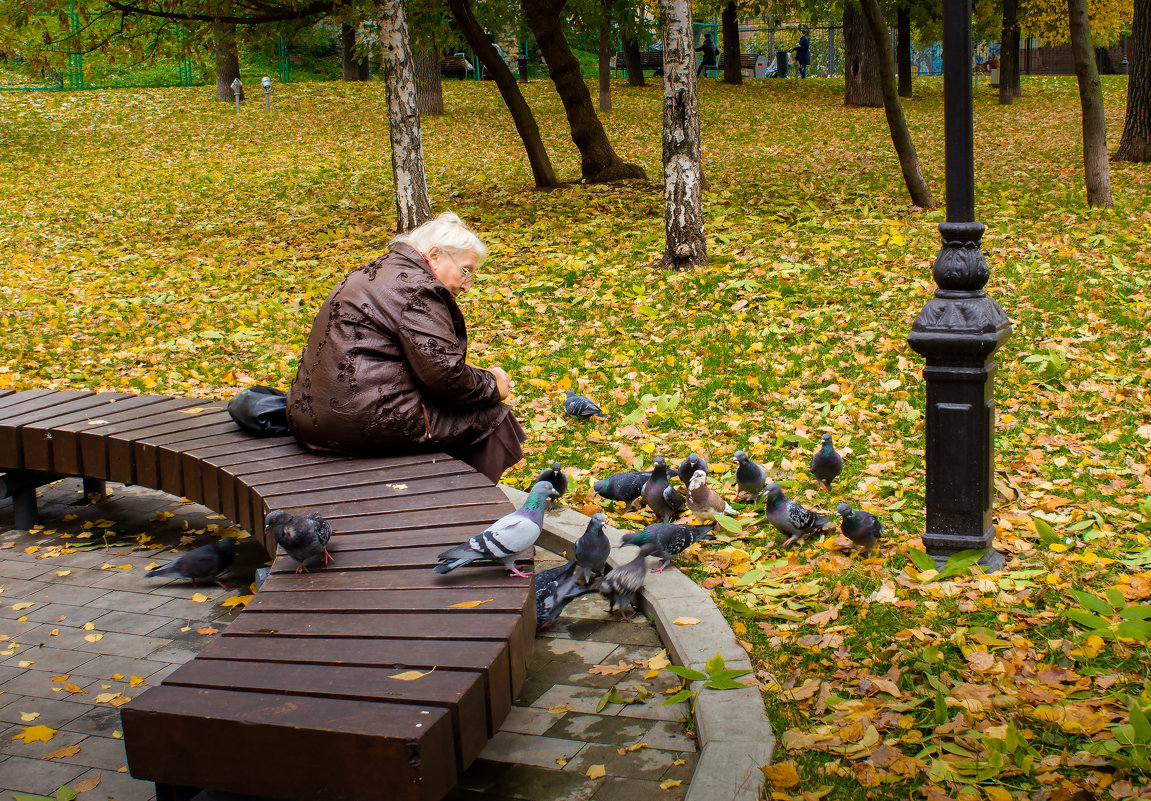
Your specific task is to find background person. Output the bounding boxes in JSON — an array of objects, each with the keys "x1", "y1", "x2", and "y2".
[
  {"x1": 695, "y1": 32, "x2": 718, "y2": 77},
  {"x1": 792, "y1": 29, "x2": 811, "y2": 78},
  {"x1": 287, "y1": 212, "x2": 525, "y2": 483}
]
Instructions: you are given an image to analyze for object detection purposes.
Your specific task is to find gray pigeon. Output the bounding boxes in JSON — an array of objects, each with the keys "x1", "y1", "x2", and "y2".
[
  {"x1": 536, "y1": 559, "x2": 595, "y2": 629},
  {"x1": 687, "y1": 469, "x2": 736, "y2": 524},
  {"x1": 811, "y1": 433, "x2": 843, "y2": 490},
  {"x1": 837, "y1": 503, "x2": 883, "y2": 558},
  {"x1": 433, "y1": 481, "x2": 560, "y2": 577},
  {"x1": 574, "y1": 512, "x2": 611, "y2": 583},
  {"x1": 662, "y1": 484, "x2": 687, "y2": 519},
  {"x1": 677, "y1": 452, "x2": 709, "y2": 486},
  {"x1": 591, "y1": 543, "x2": 659, "y2": 621},
  {"x1": 732, "y1": 450, "x2": 768, "y2": 502},
  {"x1": 564, "y1": 389, "x2": 607, "y2": 419},
  {"x1": 536, "y1": 462, "x2": 569, "y2": 497},
  {"x1": 146, "y1": 537, "x2": 235, "y2": 588},
  {"x1": 621, "y1": 522, "x2": 717, "y2": 572},
  {"x1": 593, "y1": 471, "x2": 652, "y2": 505},
  {"x1": 763, "y1": 483, "x2": 831, "y2": 547},
  {"x1": 642, "y1": 457, "x2": 676, "y2": 523},
  {"x1": 267, "y1": 510, "x2": 333, "y2": 573}
]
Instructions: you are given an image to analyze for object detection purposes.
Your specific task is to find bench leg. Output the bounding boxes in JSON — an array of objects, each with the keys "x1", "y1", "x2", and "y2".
[
  {"x1": 12, "y1": 485, "x2": 38, "y2": 530},
  {"x1": 155, "y1": 784, "x2": 201, "y2": 801},
  {"x1": 83, "y1": 477, "x2": 106, "y2": 502}
]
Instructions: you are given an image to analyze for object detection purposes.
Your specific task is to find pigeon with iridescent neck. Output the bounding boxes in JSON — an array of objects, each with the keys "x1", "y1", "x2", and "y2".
[
  {"x1": 621, "y1": 522, "x2": 717, "y2": 572},
  {"x1": 642, "y1": 457, "x2": 677, "y2": 523},
  {"x1": 811, "y1": 433, "x2": 843, "y2": 490},
  {"x1": 267, "y1": 510, "x2": 333, "y2": 573},
  {"x1": 433, "y1": 481, "x2": 559, "y2": 577},
  {"x1": 536, "y1": 559, "x2": 595, "y2": 629},
  {"x1": 687, "y1": 469, "x2": 736, "y2": 524},
  {"x1": 677, "y1": 453, "x2": 709, "y2": 486},
  {"x1": 536, "y1": 462, "x2": 569, "y2": 498},
  {"x1": 732, "y1": 450, "x2": 767, "y2": 502},
  {"x1": 564, "y1": 389, "x2": 607, "y2": 419},
  {"x1": 763, "y1": 483, "x2": 831, "y2": 547},
  {"x1": 594, "y1": 471, "x2": 652, "y2": 506},
  {"x1": 574, "y1": 512, "x2": 611, "y2": 582},
  {"x1": 837, "y1": 503, "x2": 883, "y2": 558}
]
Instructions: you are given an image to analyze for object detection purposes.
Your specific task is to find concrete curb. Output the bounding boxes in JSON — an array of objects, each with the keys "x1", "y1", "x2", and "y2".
[{"x1": 501, "y1": 485, "x2": 775, "y2": 801}]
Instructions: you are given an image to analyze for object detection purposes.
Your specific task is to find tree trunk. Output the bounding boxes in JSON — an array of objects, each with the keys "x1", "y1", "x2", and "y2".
[
  {"x1": 897, "y1": 3, "x2": 912, "y2": 97},
  {"x1": 342, "y1": 23, "x2": 359, "y2": 81},
  {"x1": 999, "y1": 0, "x2": 1018, "y2": 104},
  {"x1": 1116, "y1": 0, "x2": 1150, "y2": 162},
  {"x1": 598, "y1": 0, "x2": 612, "y2": 113},
  {"x1": 377, "y1": 0, "x2": 433, "y2": 231},
  {"x1": 414, "y1": 48, "x2": 443, "y2": 116},
  {"x1": 447, "y1": 0, "x2": 560, "y2": 188},
  {"x1": 623, "y1": 35, "x2": 645, "y2": 86},
  {"x1": 859, "y1": 0, "x2": 936, "y2": 207},
  {"x1": 844, "y1": 1, "x2": 882, "y2": 107},
  {"x1": 522, "y1": 0, "x2": 646, "y2": 183},
  {"x1": 721, "y1": 2, "x2": 742, "y2": 85},
  {"x1": 659, "y1": 0, "x2": 707, "y2": 269},
  {"x1": 1068, "y1": 0, "x2": 1113, "y2": 206},
  {"x1": 214, "y1": 20, "x2": 242, "y2": 102}
]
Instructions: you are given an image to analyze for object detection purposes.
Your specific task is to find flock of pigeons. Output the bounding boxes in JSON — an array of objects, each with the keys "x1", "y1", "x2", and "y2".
[{"x1": 143, "y1": 390, "x2": 883, "y2": 631}]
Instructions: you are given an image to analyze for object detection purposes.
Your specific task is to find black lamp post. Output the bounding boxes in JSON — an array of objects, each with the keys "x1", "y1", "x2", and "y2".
[{"x1": 907, "y1": 0, "x2": 1012, "y2": 571}]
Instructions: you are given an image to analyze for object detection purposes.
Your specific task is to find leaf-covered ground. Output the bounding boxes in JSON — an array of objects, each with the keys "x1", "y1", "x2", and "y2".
[{"x1": 2, "y1": 73, "x2": 1150, "y2": 800}]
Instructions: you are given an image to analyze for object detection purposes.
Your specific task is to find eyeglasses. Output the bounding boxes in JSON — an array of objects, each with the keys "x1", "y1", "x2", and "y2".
[{"x1": 442, "y1": 251, "x2": 475, "y2": 283}]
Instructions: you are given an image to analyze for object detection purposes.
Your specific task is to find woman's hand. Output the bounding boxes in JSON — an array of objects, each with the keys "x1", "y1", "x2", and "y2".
[{"x1": 488, "y1": 366, "x2": 512, "y2": 400}]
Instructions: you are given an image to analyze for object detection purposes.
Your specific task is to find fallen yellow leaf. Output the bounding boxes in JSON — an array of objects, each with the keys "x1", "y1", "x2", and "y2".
[
  {"x1": 547, "y1": 704, "x2": 573, "y2": 714},
  {"x1": 586, "y1": 764, "x2": 606, "y2": 780},
  {"x1": 82, "y1": 622, "x2": 95, "y2": 631},
  {"x1": 761, "y1": 761, "x2": 800, "y2": 788},
  {"x1": 180, "y1": 408, "x2": 206, "y2": 414},
  {"x1": 221, "y1": 594, "x2": 254, "y2": 608},
  {"x1": 12, "y1": 602, "x2": 33, "y2": 611},
  {"x1": 84, "y1": 633, "x2": 103, "y2": 643},
  {"x1": 659, "y1": 779, "x2": 682, "y2": 790},
  {"x1": 50, "y1": 674, "x2": 70, "y2": 682},
  {"x1": 673, "y1": 617, "x2": 701, "y2": 626},
  {"x1": 129, "y1": 676, "x2": 146, "y2": 686},
  {"x1": 984, "y1": 787, "x2": 1012, "y2": 801},
  {"x1": 389, "y1": 667, "x2": 435, "y2": 681},
  {"x1": 12, "y1": 724, "x2": 57, "y2": 744},
  {"x1": 55, "y1": 570, "x2": 71, "y2": 577},
  {"x1": 19, "y1": 712, "x2": 40, "y2": 722},
  {"x1": 64, "y1": 682, "x2": 84, "y2": 693},
  {"x1": 17, "y1": 660, "x2": 34, "y2": 668},
  {"x1": 196, "y1": 627, "x2": 219, "y2": 635},
  {"x1": 40, "y1": 744, "x2": 82, "y2": 760},
  {"x1": 74, "y1": 774, "x2": 101, "y2": 793},
  {"x1": 191, "y1": 593, "x2": 209, "y2": 603},
  {"x1": 449, "y1": 599, "x2": 494, "y2": 608}
]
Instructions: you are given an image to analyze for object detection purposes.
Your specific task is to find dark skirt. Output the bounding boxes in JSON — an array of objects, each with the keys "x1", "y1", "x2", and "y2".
[{"x1": 449, "y1": 413, "x2": 528, "y2": 483}]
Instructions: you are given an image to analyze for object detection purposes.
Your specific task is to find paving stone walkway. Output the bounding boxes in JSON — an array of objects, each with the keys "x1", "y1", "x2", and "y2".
[{"x1": 0, "y1": 479, "x2": 695, "y2": 801}]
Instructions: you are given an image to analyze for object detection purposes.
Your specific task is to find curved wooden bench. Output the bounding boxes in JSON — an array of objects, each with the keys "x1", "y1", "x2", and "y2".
[{"x1": 0, "y1": 389, "x2": 533, "y2": 801}]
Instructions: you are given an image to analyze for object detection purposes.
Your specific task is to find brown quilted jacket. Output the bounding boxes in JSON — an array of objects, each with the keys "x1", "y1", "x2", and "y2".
[{"x1": 286, "y1": 243, "x2": 507, "y2": 454}]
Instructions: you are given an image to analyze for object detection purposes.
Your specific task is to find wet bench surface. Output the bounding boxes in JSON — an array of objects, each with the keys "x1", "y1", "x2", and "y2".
[{"x1": 0, "y1": 389, "x2": 533, "y2": 801}]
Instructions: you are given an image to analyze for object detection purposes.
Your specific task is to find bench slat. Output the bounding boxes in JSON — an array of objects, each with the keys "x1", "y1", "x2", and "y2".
[
  {"x1": 104, "y1": 404, "x2": 229, "y2": 485},
  {"x1": 67, "y1": 398, "x2": 208, "y2": 479},
  {"x1": 120, "y1": 686, "x2": 458, "y2": 801},
  {"x1": 0, "y1": 392, "x2": 103, "y2": 468},
  {"x1": 20, "y1": 394, "x2": 164, "y2": 473}
]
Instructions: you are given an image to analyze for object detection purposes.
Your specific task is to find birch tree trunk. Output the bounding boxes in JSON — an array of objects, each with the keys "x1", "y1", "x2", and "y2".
[
  {"x1": 844, "y1": 1, "x2": 882, "y2": 107},
  {"x1": 659, "y1": 0, "x2": 706, "y2": 269},
  {"x1": 721, "y1": 2, "x2": 742, "y2": 85},
  {"x1": 214, "y1": 21, "x2": 242, "y2": 102},
  {"x1": 598, "y1": 0, "x2": 612, "y2": 113},
  {"x1": 1068, "y1": 0, "x2": 1113, "y2": 207},
  {"x1": 1116, "y1": 0, "x2": 1150, "y2": 162},
  {"x1": 859, "y1": 0, "x2": 936, "y2": 207},
  {"x1": 377, "y1": 0, "x2": 432, "y2": 231},
  {"x1": 447, "y1": 0, "x2": 560, "y2": 188}
]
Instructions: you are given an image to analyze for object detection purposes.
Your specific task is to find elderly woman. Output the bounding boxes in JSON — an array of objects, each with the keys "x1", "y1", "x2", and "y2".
[{"x1": 286, "y1": 212, "x2": 525, "y2": 483}]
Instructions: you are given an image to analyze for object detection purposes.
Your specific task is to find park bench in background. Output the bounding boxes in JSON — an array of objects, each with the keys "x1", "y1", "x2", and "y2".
[
  {"x1": 717, "y1": 52, "x2": 771, "y2": 78},
  {"x1": 440, "y1": 53, "x2": 473, "y2": 80},
  {"x1": 614, "y1": 50, "x2": 664, "y2": 75},
  {"x1": 0, "y1": 389, "x2": 532, "y2": 801}
]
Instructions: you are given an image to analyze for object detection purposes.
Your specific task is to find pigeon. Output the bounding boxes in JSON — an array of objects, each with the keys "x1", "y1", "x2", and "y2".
[
  {"x1": 574, "y1": 512, "x2": 611, "y2": 583},
  {"x1": 564, "y1": 389, "x2": 607, "y2": 419},
  {"x1": 641, "y1": 457, "x2": 677, "y2": 523},
  {"x1": 837, "y1": 503, "x2": 883, "y2": 558},
  {"x1": 433, "y1": 481, "x2": 560, "y2": 577},
  {"x1": 621, "y1": 521, "x2": 717, "y2": 572},
  {"x1": 687, "y1": 469, "x2": 736, "y2": 524},
  {"x1": 593, "y1": 471, "x2": 652, "y2": 505},
  {"x1": 811, "y1": 433, "x2": 843, "y2": 490},
  {"x1": 535, "y1": 559, "x2": 596, "y2": 629},
  {"x1": 732, "y1": 450, "x2": 768, "y2": 502},
  {"x1": 763, "y1": 483, "x2": 832, "y2": 547},
  {"x1": 677, "y1": 452, "x2": 709, "y2": 486},
  {"x1": 662, "y1": 484, "x2": 687, "y2": 518},
  {"x1": 146, "y1": 537, "x2": 235, "y2": 587},
  {"x1": 590, "y1": 543, "x2": 659, "y2": 621},
  {"x1": 266, "y1": 510, "x2": 333, "y2": 573},
  {"x1": 536, "y1": 462, "x2": 569, "y2": 498}
]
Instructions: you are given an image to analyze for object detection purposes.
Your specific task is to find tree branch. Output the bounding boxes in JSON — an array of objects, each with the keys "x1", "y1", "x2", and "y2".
[{"x1": 106, "y1": 0, "x2": 334, "y2": 24}]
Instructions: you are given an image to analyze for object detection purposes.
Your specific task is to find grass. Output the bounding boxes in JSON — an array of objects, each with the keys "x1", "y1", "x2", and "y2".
[{"x1": 2, "y1": 73, "x2": 1151, "y2": 798}]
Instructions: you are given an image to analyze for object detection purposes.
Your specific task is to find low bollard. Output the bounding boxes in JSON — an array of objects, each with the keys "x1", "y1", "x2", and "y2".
[
  {"x1": 262, "y1": 76, "x2": 272, "y2": 111},
  {"x1": 230, "y1": 77, "x2": 243, "y2": 114}
]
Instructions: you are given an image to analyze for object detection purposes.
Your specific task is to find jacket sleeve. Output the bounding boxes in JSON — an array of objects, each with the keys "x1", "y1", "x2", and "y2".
[{"x1": 397, "y1": 286, "x2": 501, "y2": 408}]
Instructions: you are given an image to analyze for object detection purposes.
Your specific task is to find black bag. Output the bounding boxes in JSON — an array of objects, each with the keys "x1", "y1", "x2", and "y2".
[{"x1": 227, "y1": 386, "x2": 290, "y2": 437}]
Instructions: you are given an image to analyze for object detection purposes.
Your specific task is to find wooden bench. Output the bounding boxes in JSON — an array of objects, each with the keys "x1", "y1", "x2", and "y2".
[
  {"x1": 441, "y1": 53, "x2": 474, "y2": 80},
  {"x1": 0, "y1": 389, "x2": 533, "y2": 801},
  {"x1": 615, "y1": 50, "x2": 664, "y2": 75},
  {"x1": 717, "y1": 52, "x2": 771, "y2": 77}
]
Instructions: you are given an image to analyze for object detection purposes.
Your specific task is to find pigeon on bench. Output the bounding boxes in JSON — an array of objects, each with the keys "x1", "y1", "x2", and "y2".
[
  {"x1": 837, "y1": 503, "x2": 883, "y2": 558},
  {"x1": 433, "y1": 480, "x2": 560, "y2": 578},
  {"x1": 575, "y1": 512, "x2": 611, "y2": 582},
  {"x1": 536, "y1": 559, "x2": 596, "y2": 630},
  {"x1": 146, "y1": 537, "x2": 235, "y2": 588},
  {"x1": 811, "y1": 433, "x2": 843, "y2": 491},
  {"x1": 564, "y1": 389, "x2": 607, "y2": 419},
  {"x1": 621, "y1": 521, "x2": 717, "y2": 573},
  {"x1": 590, "y1": 542, "x2": 659, "y2": 621},
  {"x1": 266, "y1": 510, "x2": 333, "y2": 573},
  {"x1": 763, "y1": 483, "x2": 831, "y2": 547}
]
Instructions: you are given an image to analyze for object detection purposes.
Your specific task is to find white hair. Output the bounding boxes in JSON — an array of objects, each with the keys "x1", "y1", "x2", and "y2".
[{"x1": 392, "y1": 212, "x2": 488, "y2": 264}]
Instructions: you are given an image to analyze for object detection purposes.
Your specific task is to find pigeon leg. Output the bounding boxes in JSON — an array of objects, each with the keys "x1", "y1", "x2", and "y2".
[
  {"x1": 507, "y1": 564, "x2": 533, "y2": 579},
  {"x1": 294, "y1": 563, "x2": 309, "y2": 574},
  {"x1": 781, "y1": 534, "x2": 799, "y2": 547},
  {"x1": 651, "y1": 560, "x2": 670, "y2": 573},
  {"x1": 323, "y1": 547, "x2": 334, "y2": 564},
  {"x1": 215, "y1": 580, "x2": 231, "y2": 590}
]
